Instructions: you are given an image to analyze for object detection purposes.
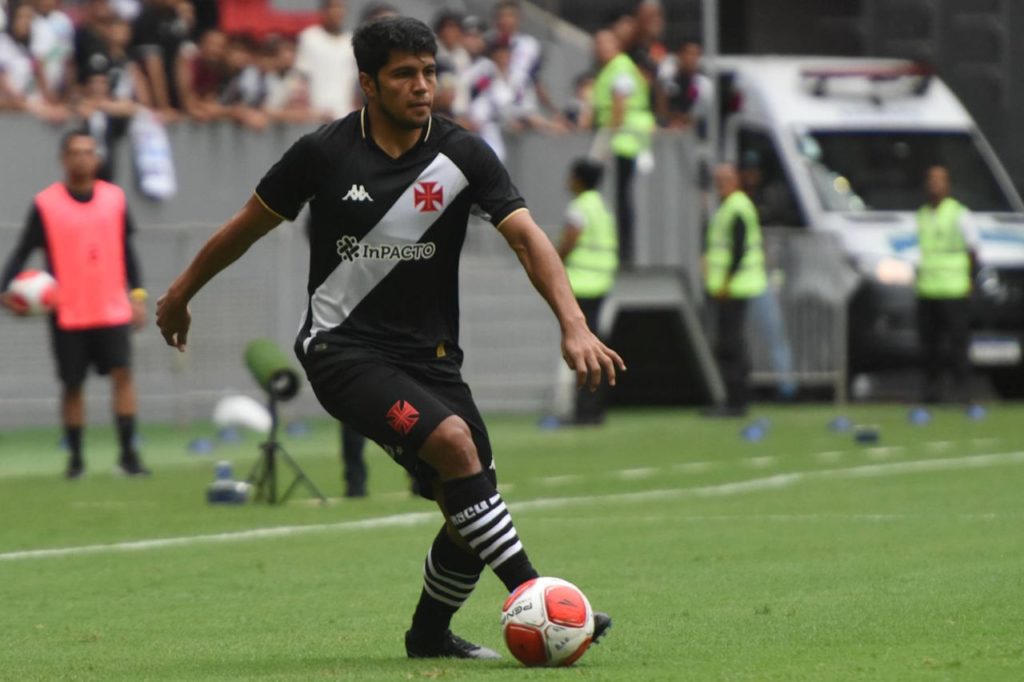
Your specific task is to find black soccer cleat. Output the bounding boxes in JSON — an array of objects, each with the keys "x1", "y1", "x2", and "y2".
[
  {"x1": 65, "y1": 460, "x2": 84, "y2": 480},
  {"x1": 405, "y1": 629, "x2": 502, "y2": 660},
  {"x1": 592, "y1": 611, "x2": 612, "y2": 644},
  {"x1": 117, "y1": 454, "x2": 151, "y2": 477}
]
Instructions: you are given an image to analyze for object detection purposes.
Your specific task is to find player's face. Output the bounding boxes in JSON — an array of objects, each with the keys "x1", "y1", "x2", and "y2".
[
  {"x1": 62, "y1": 136, "x2": 100, "y2": 180},
  {"x1": 369, "y1": 51, "x2": 437, "y2": 130}
]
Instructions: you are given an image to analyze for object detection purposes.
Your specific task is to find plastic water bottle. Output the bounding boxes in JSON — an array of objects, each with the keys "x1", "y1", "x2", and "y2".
[{"x1": 206, "y1": 461, "x2": 250, "y2": 504}]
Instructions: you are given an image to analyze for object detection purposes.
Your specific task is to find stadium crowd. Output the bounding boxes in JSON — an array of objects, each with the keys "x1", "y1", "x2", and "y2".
[{"x1": 0, "y1": 0, "x2": 711, "y2": 162}]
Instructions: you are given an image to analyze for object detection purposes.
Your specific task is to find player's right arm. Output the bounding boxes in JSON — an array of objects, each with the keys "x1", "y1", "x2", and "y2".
[
  {"x1": 1, "y1": 205, "x2": 45, "y2": 315},
  {"x1": 156, "y1": 196, "x2": 282, "y2": 351}
]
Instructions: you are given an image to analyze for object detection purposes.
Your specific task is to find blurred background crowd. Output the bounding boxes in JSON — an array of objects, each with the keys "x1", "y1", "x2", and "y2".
[{"x1": 0, "y1": 0, "x2": 710, "y2": 162}]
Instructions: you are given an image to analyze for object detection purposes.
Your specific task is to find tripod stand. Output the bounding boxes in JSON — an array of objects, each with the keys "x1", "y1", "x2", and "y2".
[{"x1": 247, "y1": 393, "x2": 326, "y2": 505}]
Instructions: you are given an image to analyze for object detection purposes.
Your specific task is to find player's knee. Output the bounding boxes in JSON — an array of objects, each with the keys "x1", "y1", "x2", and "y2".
[{"x1": 421, "y1": 416, "x2": 481, "y2": 479}]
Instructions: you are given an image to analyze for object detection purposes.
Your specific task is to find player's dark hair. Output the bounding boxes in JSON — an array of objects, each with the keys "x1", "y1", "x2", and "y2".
[
  {"x1": 59, "y1": 128, "x2": 93, "y2": 154},
  {"x1": 570, "y1": 158, "x2": 604, "y2": 190},
  {"x1": 353, "y1": 16, "x2": 437, "y2": 81},
  {"x1": 495, "y1": 0, "x2": 521, "y2": 14}
]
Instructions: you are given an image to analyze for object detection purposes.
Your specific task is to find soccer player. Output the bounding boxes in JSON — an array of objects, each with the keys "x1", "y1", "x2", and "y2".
[
  {"x1": 156, "y1": 17, "x2": 621, "y2": 659},
  {"x1": 1, "y1": 130, "x2": 150, "y2": 479}
]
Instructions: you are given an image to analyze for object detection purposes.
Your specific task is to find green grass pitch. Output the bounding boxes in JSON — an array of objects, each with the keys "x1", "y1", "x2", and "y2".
[{"x1": 2, "y1": 405, "x2": 1024, "y2": 681}]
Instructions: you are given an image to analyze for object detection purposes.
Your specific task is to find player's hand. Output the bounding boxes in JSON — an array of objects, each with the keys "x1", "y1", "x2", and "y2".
[
  {"x1": 561, "y1": 321, "x2": 626, "y2": 392},
  {"x1": 130, "y1": 300, "x2": 147, "y2": 331},
  {"x1": 1, "y1": 291, "x2": 29, "y2": 316},
  {"x1": 156, "y1": 290, "x2": 191, "y2": 352}
]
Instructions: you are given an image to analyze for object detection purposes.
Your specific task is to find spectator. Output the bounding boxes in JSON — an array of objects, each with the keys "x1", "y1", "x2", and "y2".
[
  {"x1": 610, "y1": 12, "x2": 638, "y2": 56},
  {"x1": 131, "y1": 0, "x2": 189, "y2": 117},
  {"x1": 433, "y1": 9, "x2": 470, "y2": 120},
  {"x1": 111, "y1": 0, "x2": 141, "y2": 22},
  {"x1": 491, "y1": 0, "x2": 557, "y2": 117},
  {"x1": 461, "y1": 14, "x2": 487, "y2": 62},
  {"x1": 468, "y1": 37, "x2": 564, "y2": 161},
  {"x1": 295, "y1": 0, "x2": 357, "y2": 121},
  {"x1": 656, "y1": 41, "x2": 713, "y2": 131},
  {"x1": 358, "y1": 1, "x2": 396, "y2": 24},
  {"x1": 79, "y1": 16, "x2": 151, "y2": 179},
  {"x1": 0, "y1": 3, "x2": 66, "y2": 121},
  {"x1": 30, "y1": 0, "x2": 74, "y2": 100},
  {"x1": 220, "y1": 36, "x2": 268, "y2": 129},
  {"x1": 631, "y1": 0, "x2": 667, "y2": 80},
  {"x1": 104, "y1": 16, "x2": 151, "y2": 107},
  {"x1": 73, "y1": 0, "x2": 115, "y2": 87},
  {"x1": 263, "y1": 37, "x2": 313, "y2": 123},
  {"x1": 563, "y1": 71, "x2": 594, "y2": 130},
  {"x1": 177, "y1": 27, "x2": 226, "y2": 121}
]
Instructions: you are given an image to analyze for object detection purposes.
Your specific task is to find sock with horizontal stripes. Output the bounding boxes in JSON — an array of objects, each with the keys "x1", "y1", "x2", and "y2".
[
  {"x1": 409, "y1": 525, "x2": 484, "y2": 638},
  {"x1": 442, "y1": 471, "x2": 539, "y2": 593}
]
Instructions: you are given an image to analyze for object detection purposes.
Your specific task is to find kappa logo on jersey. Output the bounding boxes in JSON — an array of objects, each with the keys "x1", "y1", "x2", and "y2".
[
  {"x1": 342, "y1": 184, "x2": 374, "y2": 202},
  {"x1": 386, "y1": 400, "x2": 419, "y2": 435},
  {"x1": 414, "y1": 181, "x2": 444, "y2": 212},
  {"x1": 336, "y1": 235, "x2": 437, "y2": 262}
]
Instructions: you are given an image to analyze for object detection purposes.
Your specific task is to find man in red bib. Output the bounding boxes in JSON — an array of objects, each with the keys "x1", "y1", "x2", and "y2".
[{"x1": 1, "y1": 131, "x2": 150, "y2": 479}]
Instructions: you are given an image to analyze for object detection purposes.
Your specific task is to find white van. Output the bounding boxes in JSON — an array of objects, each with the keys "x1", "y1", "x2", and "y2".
[{"x1": 714, "y1": 56, "x2": 1024, "y2": 397}]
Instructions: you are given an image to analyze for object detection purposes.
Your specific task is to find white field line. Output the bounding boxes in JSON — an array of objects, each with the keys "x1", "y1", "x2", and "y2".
[
  {"x1": 814, "y1": 451, "x2": 844, "y2": 463},
  {"x1": 672, "y1": 461, "x2": 714, "y2": 473},
  {"x1": 2, "y1": 451, "x2": 1023, "y2": 563},
  {"x1": 613, "y1": 467, "x2": 659, "y2": 480},
  {"x1": 539, "y1": 475, "x2": 582, "y2": 486},
  {"x1": 539, "y1": 512, "x2": 1021, "y2": 524},
  {"x1": 744, "y1": 456, "x2": 777, "y2": 469},
  {"x1": 864, "y1": 446, "x2": 904, "y2": 460}
]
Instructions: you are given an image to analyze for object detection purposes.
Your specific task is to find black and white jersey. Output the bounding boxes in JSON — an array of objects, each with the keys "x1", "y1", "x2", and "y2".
[{"x1": 255, "y1": 109, "x2": 527, "y2": 364}]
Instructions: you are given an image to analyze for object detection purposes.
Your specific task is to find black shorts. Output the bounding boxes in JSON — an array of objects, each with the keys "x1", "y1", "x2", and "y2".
[
  {"x1": 49, "y1": 321, "x2": 132, "y2": 388},
  {"x1": 302, "y1": 347, "x2": 494, "y2": 500}
]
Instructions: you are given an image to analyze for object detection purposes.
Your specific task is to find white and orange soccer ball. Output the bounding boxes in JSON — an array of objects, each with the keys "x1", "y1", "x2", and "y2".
[
  {"x1": 501, "y1": 577, "x2": 594, "y2": 667},
  {"x1": 6, "y1": 269, "x2": 58, "y2": 315}
]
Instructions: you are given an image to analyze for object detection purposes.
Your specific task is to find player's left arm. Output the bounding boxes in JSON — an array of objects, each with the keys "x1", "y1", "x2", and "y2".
[
  {"x1": 498, "y1": 209, "x2": 625, "y2": 391},
  {"x1": 123, "y1": 208, "x2": 147, "y2": 330}
]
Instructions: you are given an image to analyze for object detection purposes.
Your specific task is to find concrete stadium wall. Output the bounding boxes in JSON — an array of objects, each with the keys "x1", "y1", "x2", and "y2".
[{"x1": 0, "y1": 119, "x2": 703, "y2": 428}]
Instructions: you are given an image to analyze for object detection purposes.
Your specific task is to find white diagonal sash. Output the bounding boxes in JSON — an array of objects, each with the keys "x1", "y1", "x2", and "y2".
[{"x1": 303, "y1": 153, "x2": 469, "y2": 351}]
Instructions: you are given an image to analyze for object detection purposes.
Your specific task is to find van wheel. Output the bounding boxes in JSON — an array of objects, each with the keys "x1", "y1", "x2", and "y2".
[{"x1": 989, "y1": 366, "x2": 1024, "y2": 400}]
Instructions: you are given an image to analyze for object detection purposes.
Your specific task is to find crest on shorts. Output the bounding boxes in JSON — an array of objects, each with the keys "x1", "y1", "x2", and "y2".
[{"x1": 386, "y1": 400, "x2": 420, "y2": 435}]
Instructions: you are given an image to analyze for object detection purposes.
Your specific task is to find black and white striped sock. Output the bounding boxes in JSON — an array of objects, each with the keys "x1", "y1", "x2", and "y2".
[
  {"x1": 443, "y1": 472, "x2": 539, "y2": 592},
  {"x1": 410, "y1": 525, "x2": 483, "y2": 636}
]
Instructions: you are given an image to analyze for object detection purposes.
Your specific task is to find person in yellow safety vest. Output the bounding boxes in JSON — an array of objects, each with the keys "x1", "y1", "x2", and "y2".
[
  {"x1": 592, "y1": 29, "x2": 655, "y2": 267},
  {"x1": 916, "y1": 165, "x2": 979, "y2": 404},
  {"x1": 557, "y1": 158, "x2": 619, "y2": 425},
  {"x1": 703, "y1": 163, "x2": 766, "y2": 417}
]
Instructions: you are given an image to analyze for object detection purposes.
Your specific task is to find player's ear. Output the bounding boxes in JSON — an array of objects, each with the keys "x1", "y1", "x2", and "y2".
[{"x1": 358, "y1": 72, "x2": 377, "y2": 101}]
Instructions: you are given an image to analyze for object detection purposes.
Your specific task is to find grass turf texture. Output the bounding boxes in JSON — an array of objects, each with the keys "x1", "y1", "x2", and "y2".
[{"x1": 1, "y1": 405, "x2": 1024, "y2": 681}]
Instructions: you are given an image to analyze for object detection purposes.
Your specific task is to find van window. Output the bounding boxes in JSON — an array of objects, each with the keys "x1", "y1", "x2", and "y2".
[
  {"x1": 738, "y1": 128, "x2": 805, "y2": 227},
  {"x1": 796, "y1": 130, "x2": 1014, "y2": 212}
]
